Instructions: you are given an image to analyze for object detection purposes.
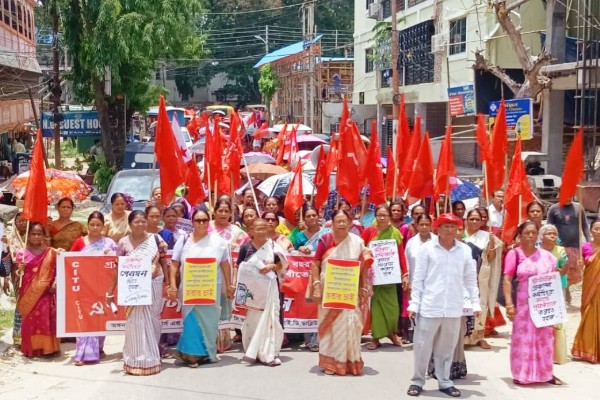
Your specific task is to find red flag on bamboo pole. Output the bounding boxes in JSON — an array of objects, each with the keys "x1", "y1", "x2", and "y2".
[
  {"x1": 337, "y1": 120, "x2": 367, "y2": 206},
  {"x1": 185, "y1": 158, "x2": 206, "y2": 206},
  {"x1": 275, "y1": 123, "x2": 288, "y2": 166},
  {"x1": 476, "y1": 114, "x2": 491, "y2": 163},
  {"x1": 501, "y1": 137, "x2": 534, "y2": 243},
  {"x1": 155, "y1": 96, "x2": 185, "y2": 205},
  {"x1": 487, "y1": 100, "x2": 508, "y2": 194},
  {"x1": 284, "y1": 161, "x2": 304, "y2": 225},
  {"x1": 559, "y1": 128, "x2": 584, "y2": 206},
  {"x1": 433, "y1": 125, "x2": 457, "y2": 200},
  {"x1": 407, "y1": 132, "x2": 434, "y2": 201},
  {"x1": 313, "y1": 145, "x2": 329, "y2": 210},
  {"x1": 22, "y1": 128, "x2": 48, "y2": 224},
  {"x1": 399, "y1": 115, "x2": 422, "y2": 195},
  {"x1": 385, "y1": 146, "x2": 396, "y2": 199},
  {"x1": 365, "y1": 120, "x2": 386, "y2": 205}
]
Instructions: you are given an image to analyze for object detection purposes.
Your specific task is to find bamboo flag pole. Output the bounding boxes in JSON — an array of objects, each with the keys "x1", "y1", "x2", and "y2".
[
  {"x1": 483, "y1": 160, "x2": 490, "y2": 207},
  {"x1": 578, "y1": 185, "x2": 584, "y2": 259},
  {"x1": 241, "y1": 153, "x2": 261, "y2": 214}
]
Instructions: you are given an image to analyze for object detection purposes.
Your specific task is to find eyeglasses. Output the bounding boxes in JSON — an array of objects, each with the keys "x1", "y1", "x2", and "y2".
[
  {"x1": 265, "y1": 218, "x2": 278, "y2": 222},
  {"x1": 193, "y1": 218, "x2": 210, "y2": 224}
]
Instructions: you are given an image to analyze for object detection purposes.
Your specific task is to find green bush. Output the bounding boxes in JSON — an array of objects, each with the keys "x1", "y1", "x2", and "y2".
[{"x1": 94, "y1": 164, "x2": 116, "y2": 193}]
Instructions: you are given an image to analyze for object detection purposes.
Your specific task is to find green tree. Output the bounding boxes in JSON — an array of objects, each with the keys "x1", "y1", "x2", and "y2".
[
  {"x1": 257, "y1": 64, "x2": 279, "y2": 123},
  {"x1": 58, "y1": 0, "x2": 207, "y2": 168}
]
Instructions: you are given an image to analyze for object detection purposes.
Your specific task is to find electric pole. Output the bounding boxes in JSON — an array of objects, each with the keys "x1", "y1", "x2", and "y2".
[
  {"x1": 302, "y1": 1, "x2": 315, "y2": 130},
  {"x1": 391, "y1": 0, "x2": 399, "y2": 121},
  {"x1": 51, "y1": 0, "x2": 62, "y2": 167}
]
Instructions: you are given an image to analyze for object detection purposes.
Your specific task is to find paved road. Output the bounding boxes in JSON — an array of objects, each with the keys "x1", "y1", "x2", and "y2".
[{"x1": 0, "y1": 292, "x2": 598, "y2": 400}]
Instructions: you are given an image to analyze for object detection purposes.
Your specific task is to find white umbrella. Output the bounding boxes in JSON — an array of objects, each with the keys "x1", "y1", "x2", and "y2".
[
  {"x1": 241, "y1": 152, "x2": 276, "y2": 165},
  {"x1": 257, "y1": 172, "x2": 315, "y2": 197},
  {"x1": 272, "y1": 124, "x2": 313, "y2": 133}
]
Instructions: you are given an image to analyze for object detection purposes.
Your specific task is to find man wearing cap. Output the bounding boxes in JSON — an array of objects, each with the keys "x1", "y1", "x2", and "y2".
[{"x1": 406, "y1": 213, "x2": 480, "y2": 398}]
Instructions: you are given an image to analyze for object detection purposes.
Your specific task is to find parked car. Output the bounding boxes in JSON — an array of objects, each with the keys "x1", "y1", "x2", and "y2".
[
  {"x1": 95, "y1": 169, "x2": 160, "y2": 214},
  {"x1": 123, "y1": 142, "x2": 156, "y2": 170}
]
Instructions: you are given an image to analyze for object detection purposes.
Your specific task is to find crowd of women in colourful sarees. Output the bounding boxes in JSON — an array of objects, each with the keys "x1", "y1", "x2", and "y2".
[{"x1": 0, "y1": 189, "x2": 598, "y2": 386}]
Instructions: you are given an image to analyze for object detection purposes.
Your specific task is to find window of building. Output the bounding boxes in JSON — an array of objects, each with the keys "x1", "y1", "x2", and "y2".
[
  {"x1": 4, "y1": 0, "x2": 11, "y2": 26},
  {"x1": 407, "y1": 0, "x2": 427, "y2": 7},
  {"x1": 399, "y1": 20, "x2": 435, "y2": 85},
  {"x1": 381, "y1": 0, "x2": 405, "y2": 19},
  {"x1": 17, "y1": 4, "x2": 23, "y2": 35},
  {"x1": 449, "y1": 18, "x2": 466, "y2": 55},
  {"x1": 366, "y1": 0, "x2": 374, "y2": 8},
  {"x1": 365, "y1": 48, "x2": 374, "y2": 73},
  {"x1": 10, "y1": 1, "x2": 17, "y2": 31}
]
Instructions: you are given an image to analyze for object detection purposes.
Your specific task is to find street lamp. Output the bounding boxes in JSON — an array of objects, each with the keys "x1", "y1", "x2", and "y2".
[{"x1": 254, "y1": 35, "x2": 268, "y2": 55}]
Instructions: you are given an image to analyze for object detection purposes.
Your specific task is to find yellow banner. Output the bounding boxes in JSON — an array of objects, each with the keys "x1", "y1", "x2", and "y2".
[
  {"x1": 183, "y1": 257, "x2": 217, "y2": 305},
  {"x1": 322, "y1": 258, "x2": 360, "y2": 310}
]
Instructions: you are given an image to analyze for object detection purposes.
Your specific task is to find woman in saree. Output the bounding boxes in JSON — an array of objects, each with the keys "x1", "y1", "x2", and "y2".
[
  {"x1": 312, "y1": 210, "x2": 372, "y2": 376},
  {"x1": 209, "y1": 199, "x2": 248, "y2": 352},
  {"x1": 158, "y1": 206, "x2": 186, "y2": 250},
  {"x1": 168, "y1": 208, "x2": 234, "y2": 367},
  {"x1": 16, "y1": 222, "x2": 60, "y2": 358},
  {"x1": 290, "y1": 206, "x2": 330, "y2": 255},
  {"x1": 106, "y1": 210, "x2": 170, "y2": 375},
  {"x1": 145, "y1": 187, "x2": 165, "y2": 214},
  {"x1": 404, "y1": 205, "x2": 427, "y2": 242},
  {"x1": 503, "y1": 221, "x2": 563, "y2": 385},
  {"x1": 264, "y1": 211, "x2": 293, "y2": 252},
  {"x1": 8, "y1": 211, "x2": 27, "y2": 347},
  {"x1": 463, "y1": 209, "x2": 503, "y2": 349},
  {"x1": 476, "y1": 207, "x2": 489, "y2": 231},
  {"x1": 145, "y1": 206, "x2": 162, "y2": 234},
  {"x1": 240, "y1": 207, "x2": 259, "y2": 233},
  {"x1": 103, "y1": 193, "x2": 131, "y2": 243},
  {"x1": 361, "y1": 204, "x2": 407, "y2": 350},
  {"x1": 237, "y1": 219, "x2": 287, "y2": 366},
  {"x1": 572, "y1": 219, "x2": 600, "y2": 363},
  {"x1": 539, "y1": 224, "x2": 569, "y2": 365},
  {"x1": 49, "y1": 198, "x2": 87, "y2": 250},
  {"x1": 527, "y1": 201, "x2": 545, "y2": 231},
  {"x1": 69, "y1": 211, "x2": 117, "y2": 365}
]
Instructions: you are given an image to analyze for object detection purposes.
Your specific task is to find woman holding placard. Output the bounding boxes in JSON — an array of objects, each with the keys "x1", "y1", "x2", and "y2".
[
  {"x1": 69, "y1": 211, "x2": 117, "y2": 365},
  {"x1": 503, "y1": 221, "x2": 563, "y2": 385},
  {"x1": 463, "y1": 209, "x2": 503, "y2": 350},
  {"x1": 312, "y1": 210, "x2": 372, "y2": 376},
  {"x1": 236, "y1": 218, "x2": 287, "y2": 366},
  {"x1": 106, "y1": 210, "x2": 169, "y2": 376},
  {"x1": 572, "y1": 219, "x2": 600, "y2": 364},
  {"x1": 168, "y1": 208, "x2": 234, "y2": 368},
  {"x1": 361, "y1": 204, "x2": 407, "y2": 350},
  {"x1": 16, "y1": 222, "x2": 60, "y2": 358}
]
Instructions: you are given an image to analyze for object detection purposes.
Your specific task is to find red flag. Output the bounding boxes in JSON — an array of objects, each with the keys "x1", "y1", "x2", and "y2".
[
  {"x1": 155, "y1": 96, "x2": 185, "y2": 205},
  {"x1": 337, "y1": 120, "x2": 367, "y2": 206},
  {"x1": 253, "y1": 122, "x2": 270, "y2": 139},
  {"x1": 488, "y1": 100, "x2": 508, "y2": 193},
  {"x1": 225, "y1": 113, "x2": 243, "y2": 191},
  {"x1": 475, "y1": 113, "x2": 491, "y2": 163},
  {"x1": 385, "y1": 146, "x2": 396, "y2": 199},
  {"x1": 434, "y1": 125, "x2": 457, "y2": 200},
  {"x1": 185, "y1": 158, "x2": 206, "y2": 206},
  {"x1": 501, "y1": 137, "x2": 535, "y2": 243},
  {"x1": 407, "y1": 132, "x2": 434, "y2": 201},
  {"x1": 399, "y1": 115, "x2": 422, "y2": 194},
  {"x1": 365, "y1": 120, "x2": 386, "y2": 205},
  {"x1": 244, "y1": 111, "x2": 257, "y2": 128},
  {"x1": 285, "y1": 124, "x2": 300, "y2": 164},
  {"x1": 313, "y1": 145, "x2": 329, "y2": 210},
  {"x1": 275, "y1": 123, "x2": 288, "y2": 166},
  {"x1": 284, "y1": 162, "x2": 304, "y2": 225},
  {"x1": 559, "y1": 128, "x2": 584, "y2": 206},
  {"x1": 395, "y1": 94, "x2": 411, "y2": 171},
  {"x1": 187, "y1": 116, "x2": 200, "y2": 141},
  {"x1": 22, "y1": 128, "x2": 47, "y2": 224}
]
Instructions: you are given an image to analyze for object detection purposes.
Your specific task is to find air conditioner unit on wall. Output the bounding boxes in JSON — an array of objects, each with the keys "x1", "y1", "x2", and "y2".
[
  {"x1": 431, "y1": 34, "x2": 447, "y2": 54},
  {"x1": 368, "y1": 3, "x2": 380, "y2": 19}
]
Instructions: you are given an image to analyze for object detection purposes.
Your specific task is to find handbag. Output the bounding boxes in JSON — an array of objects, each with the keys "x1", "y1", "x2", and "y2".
[
  {"x1": 497, "y1": 250, "x2": 519, "y2": 307},
  {"x1": 0, "y1": 251, "x2": 12, "y2": 278}
]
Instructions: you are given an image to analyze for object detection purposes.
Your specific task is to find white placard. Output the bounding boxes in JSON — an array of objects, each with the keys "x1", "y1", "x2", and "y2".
[
  {"x1": 369, "y1": 239, "x2": 402, "y2": 285},
  {"x1": 176, "y1": 218, "x2": 193, "y2": 234},
  {"x1": 528, "y1": 271, "x2": 567, "y2": 328},
  {"x1": 117, "y1": 256, "x2": 152, "y2": 306}
]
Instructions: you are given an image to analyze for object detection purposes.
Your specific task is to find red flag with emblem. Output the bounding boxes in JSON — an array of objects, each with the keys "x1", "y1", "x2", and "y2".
[{"x1": 284, "y1": 162, "x2": 304, "y2": 225}]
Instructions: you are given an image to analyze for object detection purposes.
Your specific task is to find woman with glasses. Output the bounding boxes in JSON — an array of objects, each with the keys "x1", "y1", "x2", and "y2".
[
  {"x1": 362, "y1": 204, "x2": 408, "y2": 350},
  {"x1": 106, "y1": 210, "x2": 170, "y2": 375},
  {"x1": 209, "y1": 199, "x2": 247, "y2": 352},
  {"x1": 463, "y1": 209, "x2": 503, "y2": 350},
  {"x1": 572, "y1": 219, "x2": 600, "y2": 364},
  {"x1": 237, "y1": 219, "x2": 287, "y2": 366},
  {"x1": 311, "y1": 210, "x2": 372, "y2": 376},
  {"x1": 503, "y1": 221, "x2": 562, "y2": 385},
  {"x1": 167, "y1": 208, "x2": 234, "y2": 367},
  {"x1": 263, "y1": 211, "x2": 293, "y2": 252}
]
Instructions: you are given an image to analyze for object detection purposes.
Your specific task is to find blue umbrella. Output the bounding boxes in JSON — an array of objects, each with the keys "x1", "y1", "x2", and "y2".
[{"x1": 451, "y1": 179, "x2": 480, "y2": 202}]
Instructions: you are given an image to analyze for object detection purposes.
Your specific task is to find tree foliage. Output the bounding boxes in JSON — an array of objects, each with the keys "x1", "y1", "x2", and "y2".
[
  {"x1": 58, "y1": 0, "x2": 207, "y2": 167},
  {"x1": 258, "y1": 64, "x2": 279, "y2": 121}
]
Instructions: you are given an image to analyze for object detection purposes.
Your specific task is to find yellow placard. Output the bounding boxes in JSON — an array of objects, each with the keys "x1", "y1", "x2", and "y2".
[
  {"x1": 183, "y1": 257, "x2": 217, "y2": 305},
  {"x1": 322, "y1": 258, "x2": 360, "y2": 310}
]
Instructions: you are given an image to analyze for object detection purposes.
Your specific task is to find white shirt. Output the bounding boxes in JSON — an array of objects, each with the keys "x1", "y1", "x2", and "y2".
[
  {"x1": 408, "y1": 237, "x2": 481, "y2": 318},
  {"x1": 405, "y1": 233, "x2": 436, "y2": 285},
  {"x1": 487, "y1": 204, "x2": 504, "y2": 228}
]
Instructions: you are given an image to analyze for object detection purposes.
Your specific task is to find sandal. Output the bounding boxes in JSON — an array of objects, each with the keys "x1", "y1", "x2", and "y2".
[
  {"x1": 389, "y1": 335, "x2": 402, "y2": 346},
  {"x1": 548, "y1": 376, "x2": 564, "y2": 385},
  {"x1": 308, "y1": 345, "x2": 320, "y2": 352},
  {"x1": 477, "y1": 340, "x2": 491, "y2": 349},
  {"x1": 366, "y1": 340, "x2": 381, "y2": 350},
  {"x1": 74, "y1": 361, "x2": 84, "y2": 366},
  {"x1": 324, "y1": 369, "x2": 336, "y2": 375},
  {"x1": 187, "y1": 362, "x2": 199, "y2": 368},
  {"x1": 439, "y1": 386, "x2": 461, "y2": 397},
  {"x1": 407, "y1": 385, "x2": 422, "y2": 396}
]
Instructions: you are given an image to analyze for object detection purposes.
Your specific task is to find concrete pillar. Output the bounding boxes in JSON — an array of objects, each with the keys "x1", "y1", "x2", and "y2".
[{"x1": 541, "y1": 0, "x2": 567, "y2": 175}]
